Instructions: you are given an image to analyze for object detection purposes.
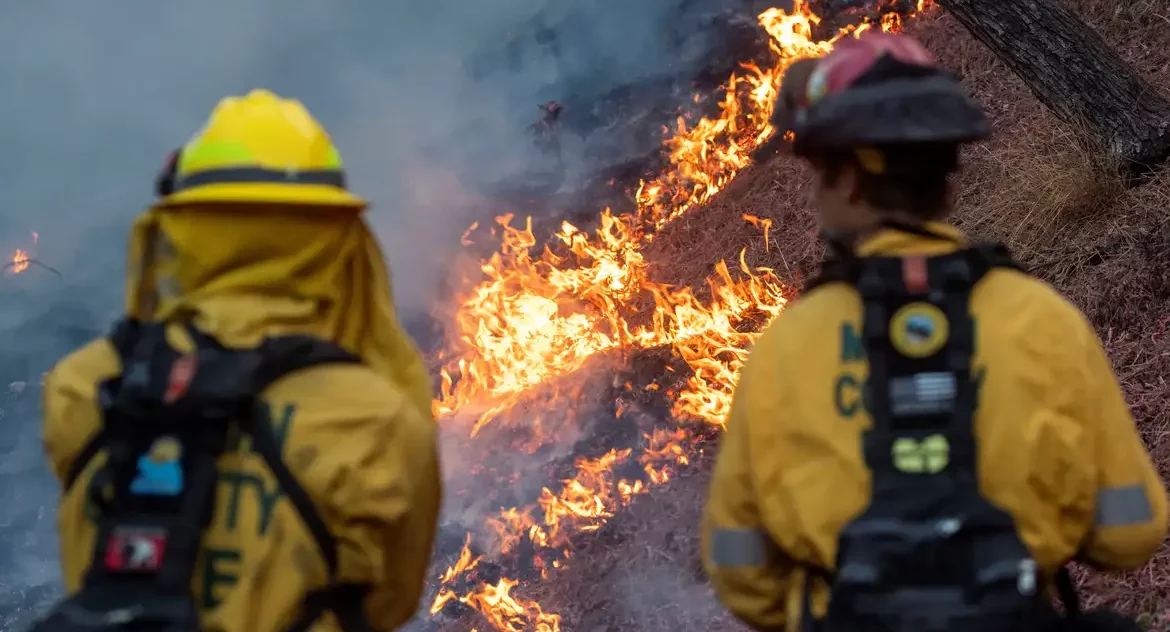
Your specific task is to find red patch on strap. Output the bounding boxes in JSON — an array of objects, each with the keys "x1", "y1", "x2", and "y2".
[
  {"x1": 105, "y1": 527, "x2": 168, "y2": 572},
  {"x1": 902, "y1": 256, "x2": 929, "y2": 294},
  {"x1": 164, "y1": 353, "x2": 197, "y2": 404}
]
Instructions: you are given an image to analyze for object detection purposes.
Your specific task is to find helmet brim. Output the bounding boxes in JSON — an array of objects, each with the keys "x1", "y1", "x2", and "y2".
[
  {"x1": 156, "y1": 182, "x2": 367, "y2": 209},
  {"x1": 793, "y1": 76, "x2": 991, "y2": 154}
]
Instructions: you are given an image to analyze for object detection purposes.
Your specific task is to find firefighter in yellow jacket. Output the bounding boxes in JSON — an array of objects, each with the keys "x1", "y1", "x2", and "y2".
[
  {"x1": 702, "y1": 32, "x2": 1168, "y2": 632},
  {"x1": 38, "y1": 90, "x2": 440, "y2": 632}
]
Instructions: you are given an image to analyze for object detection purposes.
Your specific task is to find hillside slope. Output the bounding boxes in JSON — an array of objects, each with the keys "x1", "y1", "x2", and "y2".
[{"x1": 503, "y1": 1, "x2": 1170, "y2": 629}]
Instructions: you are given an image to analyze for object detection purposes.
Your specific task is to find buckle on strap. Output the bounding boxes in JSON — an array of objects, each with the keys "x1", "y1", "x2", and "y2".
[{"x1": 104, "y1": 526, "x2": 169, "y2": 572}]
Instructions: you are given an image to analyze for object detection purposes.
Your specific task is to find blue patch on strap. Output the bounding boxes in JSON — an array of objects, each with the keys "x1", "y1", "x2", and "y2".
[{"x1": 130, "y1": 454, "x2": 184, "y2": 496}]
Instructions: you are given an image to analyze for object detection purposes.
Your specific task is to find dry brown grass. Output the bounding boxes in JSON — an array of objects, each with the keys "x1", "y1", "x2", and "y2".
[{"x1": 438, "y1": 2, "x2": 1170, "y2": 629}]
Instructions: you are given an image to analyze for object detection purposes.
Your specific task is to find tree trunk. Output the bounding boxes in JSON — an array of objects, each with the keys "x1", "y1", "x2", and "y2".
[{"x1": 935, "y1": 0, "x2": 1170, "y2": 180}]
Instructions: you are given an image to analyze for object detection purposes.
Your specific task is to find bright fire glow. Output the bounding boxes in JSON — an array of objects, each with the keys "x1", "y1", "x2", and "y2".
[
  {"x1": 8, "y1": 249, "x2": 29, "y2": 275},
  {"x1": 6, "y1": 231, "x2": 39, "y2": 276}
]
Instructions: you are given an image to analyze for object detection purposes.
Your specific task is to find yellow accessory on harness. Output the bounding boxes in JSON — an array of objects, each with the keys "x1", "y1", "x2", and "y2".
[{"x1": 889, "y1": 301, "x2": 949, "y2": 359}]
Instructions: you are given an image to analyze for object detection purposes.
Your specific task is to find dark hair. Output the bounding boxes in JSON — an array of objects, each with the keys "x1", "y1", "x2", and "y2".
[{"x1": 818, "y1": 143, "x2": 959, "y2": 220}]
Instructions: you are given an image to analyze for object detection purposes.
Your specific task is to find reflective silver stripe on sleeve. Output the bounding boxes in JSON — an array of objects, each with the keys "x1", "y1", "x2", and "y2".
[
  {"x1": 710, "y1": 527, "x2": 771, "y2": 567},
  {"x1": 1096, "y1": 484, "x2": 1154, "y2": 527}
]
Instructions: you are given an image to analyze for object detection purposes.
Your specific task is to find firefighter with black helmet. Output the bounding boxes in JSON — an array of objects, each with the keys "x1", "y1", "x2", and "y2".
[
  {"x1": 37, "y1": 89, "x2": 440, "y2": 632},
  {"x1": 702, "y1": 31, "x2": 1167, "y2": 632}
]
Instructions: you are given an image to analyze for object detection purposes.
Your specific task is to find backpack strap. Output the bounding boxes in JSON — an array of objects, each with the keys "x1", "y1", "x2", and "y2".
[
  {"x1": 1054, "y1": 567, "x2": 1081, "y2": 617},
  {"x1": 182, "y1": 327, "x2": 359, "y2": 579},
  {"x1": 964, "y1": 242, "x2": 1026, "y2": 277},
  {"x1": 62, "y1": 319, "x2": 144, "y2": 491},
  {"x1": 71, "y1": 319, "x2": 241, "y2": 629},
  {"x1": 805, "y1": 254, "x2": 858, "y2": 293},
  {"x1": 804, "y1": 240, "x2": 1023, "y2": 295},
  {"x1": 184, "y1": 329, "x2": 374, "y2": 632},
  {"x1": 57, "y1": 319, "x2": 371, "y2": 632},
  {"x1": 818, "y1": 244, "x2": 1063, "y2": 631}
]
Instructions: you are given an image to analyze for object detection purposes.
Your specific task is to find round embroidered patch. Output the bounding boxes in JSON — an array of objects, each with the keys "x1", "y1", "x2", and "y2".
[{"x1": 889, "y1": 302, "x2": 949, "y2": 358}]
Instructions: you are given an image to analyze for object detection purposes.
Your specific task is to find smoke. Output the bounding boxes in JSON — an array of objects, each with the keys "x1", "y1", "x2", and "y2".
[
  {"x1": 612, "y1": 564, "x2": 737, "y2": 632},
  {"x1": 0, "y1": 0, "x2": 728, "y2": 628},
  {"x1": 435, "y1": 354, "x2": 622, "y2": 537}
]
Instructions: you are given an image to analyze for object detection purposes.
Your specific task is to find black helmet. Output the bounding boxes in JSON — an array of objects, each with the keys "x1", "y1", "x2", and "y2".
[{"x1": 774, "y1": 31, "x2": 990, "y2": 160}]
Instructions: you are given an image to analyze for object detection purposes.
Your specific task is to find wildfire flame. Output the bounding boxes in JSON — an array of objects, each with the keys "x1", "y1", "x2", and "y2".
[
  {"x1": 8, "y1": 249, "x2": 29, "y2": 275},
  {"x1": 442, "y1": 1, "x2": 934, "y2": 629},
  {"x1": 6, "y1": 232, "x2": 38, "y2": 275}
]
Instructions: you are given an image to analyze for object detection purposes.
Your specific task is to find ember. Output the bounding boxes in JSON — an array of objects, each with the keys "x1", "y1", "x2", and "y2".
[{"x1": 431, "y1": 1, "x2": 935, "y2": 629}]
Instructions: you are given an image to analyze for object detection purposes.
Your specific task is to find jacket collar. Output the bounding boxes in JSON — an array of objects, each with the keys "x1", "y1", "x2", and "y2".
[{"x1": 853, "y1": 221, "x2": 966, "y2": 257}]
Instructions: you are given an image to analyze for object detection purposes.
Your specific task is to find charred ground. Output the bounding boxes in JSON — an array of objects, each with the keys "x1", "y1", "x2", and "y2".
[{"x1": 439, "y1": 0, "x2": 1170, "y2": 629}]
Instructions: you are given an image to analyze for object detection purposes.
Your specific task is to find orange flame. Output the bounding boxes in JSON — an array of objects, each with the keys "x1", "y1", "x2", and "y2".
[
  {"x1": 7, "y1": 231, "x2": 40, "y2": 276},
  {"x1": 8, "y1": 249, "x2": 29, "y2": 275},
  {"x1": 429, "y1": 2, "x2": 936, "y2": 629}
]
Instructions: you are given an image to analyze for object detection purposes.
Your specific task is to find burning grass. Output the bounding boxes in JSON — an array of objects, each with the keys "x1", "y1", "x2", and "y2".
[
  {"x1": 422, "y1": 2, "x2": 912, "y2": 628},
  {"x1": 411, "y1": 0, "x2": 1170, "y2": 629}
]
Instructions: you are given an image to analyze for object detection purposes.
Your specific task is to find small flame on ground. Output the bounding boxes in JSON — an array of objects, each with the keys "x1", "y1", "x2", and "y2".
[
  {"x1": 742, "y1": 214, "x2": 773, "y2": 252},
  {"x1": 7, "y1": 232, "x2": 41, "y2": 276},
  {"x1": 8, "y1": 249, "x2": 29, "y2": 275}
]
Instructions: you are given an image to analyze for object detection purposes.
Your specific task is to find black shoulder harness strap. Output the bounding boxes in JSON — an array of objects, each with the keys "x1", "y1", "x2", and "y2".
[
  {"x1": 806, "y1": 241, "x2": 1024, "y2": 294},
  {"x1": 47, "y1": 319, "x2": 370, "y2": 632},
  {"x1": 799, "y1": 243, "x2": 1080, "y2": 632}
]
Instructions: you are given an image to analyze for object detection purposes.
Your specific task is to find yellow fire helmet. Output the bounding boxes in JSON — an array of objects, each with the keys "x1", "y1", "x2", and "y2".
[{"x1": 158, "y1": 89, "x2": 367, "y2": 209}]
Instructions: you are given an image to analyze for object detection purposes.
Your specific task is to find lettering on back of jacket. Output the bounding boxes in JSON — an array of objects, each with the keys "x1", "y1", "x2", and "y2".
[{"x1": 200, "y1": 400, "x2": 296, "y2": 608}]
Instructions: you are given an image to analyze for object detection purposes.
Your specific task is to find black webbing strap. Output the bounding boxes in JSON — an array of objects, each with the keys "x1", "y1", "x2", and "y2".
[
  {"x1": 181, "y1": 327, "x2": 373, "y2": 632},
  {"x1": 806, "y1": 242, "x2": 1060, "y2": 632},
  {"x1": 855, "y1": 249, "x2": 985, "y2": 483},
  {"x1": 857, "y1": 260, "x2": 897, "y2": 471},
  {"x1": 805, "y1": 256, "x2": 856, "y2": 293},
  {"x1": 937, "y1": 254, "x2": 979, "y2": 473},
  {"x1": 1054, "y1": 567, "x2": 1081, "y2": 616},
  {"x1": 288, "y1": 584, "x2": 373, "y2": 632},
  {"x1": 78, "y1": 318, "x2": 232, "y2": 613},
  {"x1": 800, "y1": 567, "x2": 836, "y2": 632},
  {"x1": 806, "y1": 239, "x2": 1024, "y2": 294},
  {"x1": 965, "y1": 242, "x2": 1025, "y2": 276},
  {"x1": 805, "y1": 239, "x2": 1025, "y2": 490},
  {"x1": 63, "y1": 320, "x2": 143, "y2": 491},
  {"x1": 66, "y1": 319, "x2": 372, "y2": 632},
  {"x1": 247, "y1": 407, "x2": 372, "y2": 632}
]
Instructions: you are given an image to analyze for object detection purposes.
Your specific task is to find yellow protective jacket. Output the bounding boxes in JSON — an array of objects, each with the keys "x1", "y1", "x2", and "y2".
[
  {"x1": 702, "y1": 223, "x2": 1169, "y2": 632},
  {"x1": 43, "y1": 206, "x2": 441, "y2": 632}
]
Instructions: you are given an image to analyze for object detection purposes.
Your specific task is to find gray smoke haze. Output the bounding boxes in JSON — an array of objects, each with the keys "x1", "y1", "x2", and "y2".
[{"x1": 0, "y1": 0, "x2": 723, "y2": 629}]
